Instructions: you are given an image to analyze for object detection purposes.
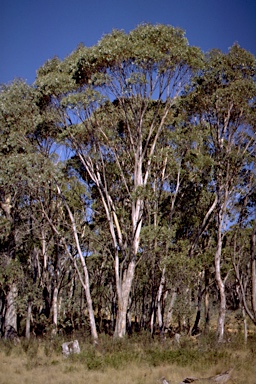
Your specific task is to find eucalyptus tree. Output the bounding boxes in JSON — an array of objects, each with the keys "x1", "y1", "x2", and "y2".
[
  {"x1": 186, "y1": 44, "x2": 256, "y2": 341},
  {"x1": 0, "y1": 80, "x2": 36, "y2": 336},
  {"x1": 0, "y1": 80, "x2": 50, "y2": 337},
  {"x1": 36, "y1": 24, "x2": 203, "y2": 337},
  {"x1": 231, "y1": 181, "x2": 256, "y2": 331},
  {"x1": 139, "y1": 117, "x2": 210, "y2": 334},
  {"x1": 235, "y1": 222, "x2": 256, "y2": 327},
  {"x1": 53, "y1": 180, "x2": 99, "y2": 341},
  {"x1": 0, "y1": 80, "x2": 72, "y2": 337}
]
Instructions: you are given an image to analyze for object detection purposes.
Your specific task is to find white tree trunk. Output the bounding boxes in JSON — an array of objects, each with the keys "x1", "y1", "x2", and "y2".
[
  {"x1": 114, "y1": 187, "x2": 143, "y2": 337},
  {"x1": 44, "y1": 188, "x2": 98, "y2": 342},
  {"x1": 26, "y1": 300, "x2": 32, "y2": 339},
  {"x1": 215, "y1": 216, "x2": 226, "y2": 342},
  {"x1": 114, "y1": 260, "x2": 136, "y2": 338},
  {"x1": 242, "y1": 307, "x2": 248, "y2": 344},
  {"x1": 164, "y1": 288, "x2": 177, "y2": 329},
  {"x1": 157, "y1": 265, "x2": 166, "y2": 333},
  {"x1": 4, "y1": 283, "x2": 18, "y2": 339},
  {"x1": 52, "y1": 287, "x2": 58, "y2": 335},
  {"x1": 65, "y1": 244, "x2": 98, "y2": 341}
]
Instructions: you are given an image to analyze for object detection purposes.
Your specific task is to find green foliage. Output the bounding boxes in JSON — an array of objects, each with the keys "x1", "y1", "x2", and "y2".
[
  {"x1": 0, "y1": 23, "x2": 255, "y2": 342},
  {"x1": 64, "y1": 334, "x2": 233, "y2": 370}
]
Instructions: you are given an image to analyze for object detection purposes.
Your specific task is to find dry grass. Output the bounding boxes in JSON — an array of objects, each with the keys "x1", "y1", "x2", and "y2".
[
  {"x1": 0, "y1": 334, "x2": 255, "y2": 384},
  {"x1": 0, "y1": 352, "x2": 184, "y2": 384},
  {"x1": 0, "y1": 354, "x2": 197, "y2": 384}
]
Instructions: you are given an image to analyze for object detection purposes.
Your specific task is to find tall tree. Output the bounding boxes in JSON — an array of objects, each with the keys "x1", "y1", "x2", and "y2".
[
  {"x1": 186, "y1": 44, "x2": 256, "y2": 341},
  {"x1": 0, "y1": 81, "x2": 37, "y2": 337},
  {"x1": 36, "y1": 24, "x2": 203, "y2": 337}
]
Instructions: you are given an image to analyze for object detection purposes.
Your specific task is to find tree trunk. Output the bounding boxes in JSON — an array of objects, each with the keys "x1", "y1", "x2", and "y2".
[
  {"x1": 150, "y1": 305, "x2": 155, "y2": 336},
  {"x1": 164, "y1": 288, "x2": 177, "y2": 329},
  {"x1": 242, "y1": 306, "x2": 248, "y2": 344},
  {"x1": 43, "y1": 189, "x2": 98, "y2": 342},
  {"x1": 59, "y1": 187, "x2": 98, "y2": 341},
  {"x1": 0, "y1": 290, "x2": 4, "y2": 337},
  {"x1": 114, "y1": 260, "x2": 136, "y2": 338},
  {"x1": 114, "y1": 190, "x2": 143, "y2": 338},
  {"x1": 157, "y1": 265, "x2": 166, "y2": 335},
  {"x1": 52, "y1": 287, "x2": 58, "y2": 335},
  {"x1": 192, "y1": 273, "x2": 203, "y2": 335},
  {"x1": 26, "y1": 299, "x2": 32, "y2": 339},
  {"x1": 251, "y1": 223, "x2": 256, "y2": 318},
  {"x1": 215, "y1": 221, "x2": 226, "y2": 342},
  {"x1": 4, "y1": 283, "x2": 18, "y2": 339},
  {"x1": 68, "y1": 247, "x2": 98, "y2": 341},
  {"x1": 204, "y1": 268, "x2": 210, "y2": 333}
]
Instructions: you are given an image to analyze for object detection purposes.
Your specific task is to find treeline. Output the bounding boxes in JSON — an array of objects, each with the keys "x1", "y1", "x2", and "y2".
[{"x1": 0, "y1": 24, "x2": 255, "y2": 343}]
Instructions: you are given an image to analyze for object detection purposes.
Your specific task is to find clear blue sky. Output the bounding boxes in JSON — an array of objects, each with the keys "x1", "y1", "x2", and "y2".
[{"x1": 1, "y1": 0, "x2": 256, "y2": 84}]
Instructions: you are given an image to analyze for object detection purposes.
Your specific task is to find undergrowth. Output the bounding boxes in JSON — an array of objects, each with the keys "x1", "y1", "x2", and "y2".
[{"x1": 0, "y1": 331, "x2": 256, "y2": 383}]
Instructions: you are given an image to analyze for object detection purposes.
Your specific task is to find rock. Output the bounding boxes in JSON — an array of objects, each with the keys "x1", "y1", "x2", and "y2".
[
  {"x1": 62, "y1": 340, "x2": 80, "y2": 357},
  {"x1": 174, "y1": 333, "x2": 181, "y2": 345}
]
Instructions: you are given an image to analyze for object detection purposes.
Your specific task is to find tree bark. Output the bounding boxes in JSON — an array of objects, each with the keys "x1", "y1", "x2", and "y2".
[
  {"x1": 42, "y1": 190, "x2": 98, "y2": 342},
  {"x1": 156, "y1": 265, "x2": 166, "y2": 335},
  {"x1": 204, "y1": 268, "x2": 210, "y2": 333},
  {"x1": 251, "y1": 223, "x2": 256, "y2": 318},
  {"x1": 164, "y1": 288, "x2": 177, "y2": 329},
  {"x1": 215, "y1": 212, "x2": 226, "y2": 342},
  {"x1": 52, "y1": 287, "x2": 58, "y2": 335},
  {"x1": 242, "y1": 306, "x2": 248, "y2": 344},
  {"x1": 114, "y1": 260, "x2": 136, "y2": 338},
  {"x1": 26, "y1": 299, "x2": 32, "y2": 339},
  {"x1": 192, "y1": 273, "x2": 203, "y2": 335},
  {"x1": 4, "y1": 283, "x2": 18, "y2": 339}
]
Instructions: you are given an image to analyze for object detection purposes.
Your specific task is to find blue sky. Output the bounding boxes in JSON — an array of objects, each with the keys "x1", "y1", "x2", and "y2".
[{"x1": 1, "y1": 0, "x2": 256, "y2": 84}]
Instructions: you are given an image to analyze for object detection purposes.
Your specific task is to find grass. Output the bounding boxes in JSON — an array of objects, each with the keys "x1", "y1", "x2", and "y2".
[{"x1": 0, "y1": 331, "x2": 255, "y2": 384}]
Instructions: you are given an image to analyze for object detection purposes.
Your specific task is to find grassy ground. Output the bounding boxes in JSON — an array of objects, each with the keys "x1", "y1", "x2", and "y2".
[{"x1": 0, "y1": 331, "x2": 255, "y2": 384}]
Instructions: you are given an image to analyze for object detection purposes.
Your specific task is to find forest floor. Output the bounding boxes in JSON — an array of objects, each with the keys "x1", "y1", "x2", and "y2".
[{"x1": 0, "y1": 331, "x2": 255, "y2": 384}]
